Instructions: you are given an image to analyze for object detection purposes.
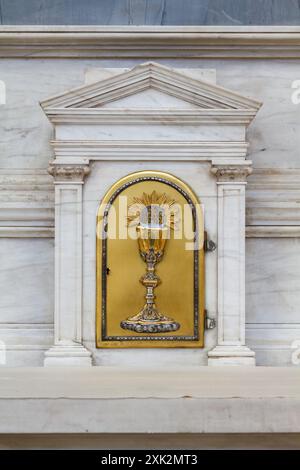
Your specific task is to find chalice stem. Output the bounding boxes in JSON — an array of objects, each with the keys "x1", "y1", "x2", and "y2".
[{"x1": 143, "y1": 258, "x2": 158, "y2": 318}]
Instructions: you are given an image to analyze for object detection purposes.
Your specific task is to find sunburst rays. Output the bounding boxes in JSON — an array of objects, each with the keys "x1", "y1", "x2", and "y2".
[{"x1": 127, "y1": 190, "x2": 178, "y2": 230}]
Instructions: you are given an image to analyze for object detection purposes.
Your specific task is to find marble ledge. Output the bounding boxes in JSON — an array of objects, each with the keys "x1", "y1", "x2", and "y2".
[
  {"x1": 0, "y1": 367, "x2": 299, "y2": 434},
  {"x1": 1, "y1": 226, "x2": 299, "y2": 240},
  {"x1": 1, "y1": 27, "x2": 300, "y2": 59}
]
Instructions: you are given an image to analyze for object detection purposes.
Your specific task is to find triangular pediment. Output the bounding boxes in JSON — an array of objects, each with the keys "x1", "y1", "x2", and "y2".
[
  {"x1": 41, "y1": 62, "x2": 262, "y2": 112},
  {"x1": 98, "y1": 89, "x2": 200, "y2": 110}
]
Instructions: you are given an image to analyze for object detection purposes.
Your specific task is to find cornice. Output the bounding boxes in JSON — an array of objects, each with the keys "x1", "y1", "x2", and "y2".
[
  {"x1": 45, "y1": 109, "x2": 258, "y2": 126},
  {"x1": 1, "y1": 26, "x2": 300, "y2": 59}
]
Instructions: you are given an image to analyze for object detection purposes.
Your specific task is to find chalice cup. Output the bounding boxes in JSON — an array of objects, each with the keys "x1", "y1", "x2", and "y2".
[{"x1": 120, "y1": 225, "x2": 180, "y2": 333}]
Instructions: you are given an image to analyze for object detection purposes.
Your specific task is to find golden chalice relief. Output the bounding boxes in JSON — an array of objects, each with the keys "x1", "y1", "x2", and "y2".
[
  {"x1": 96, "y1": 171, "x2": 205, "y2": 349},
  {"x1": 121, "y1": 191, "x2": 180, "y2": 334}
]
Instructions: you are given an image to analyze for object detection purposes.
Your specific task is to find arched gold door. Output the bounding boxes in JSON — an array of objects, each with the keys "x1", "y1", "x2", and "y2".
[{"x1": 96, "y1": 171, "x2": 205, "y2": 348}]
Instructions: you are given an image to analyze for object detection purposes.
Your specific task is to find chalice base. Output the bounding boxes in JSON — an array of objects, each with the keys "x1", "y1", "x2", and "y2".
[{"x1": 120, "y1": 318, "x2": 180, "y2": 333}]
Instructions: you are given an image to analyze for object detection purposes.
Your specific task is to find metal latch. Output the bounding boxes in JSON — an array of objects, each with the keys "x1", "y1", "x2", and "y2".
[
  {"x1": 204, "y1": 231, "x2": 217, "y2": 252},
  {"x1": 205, "y1": 310, "x2": 216, "y2": 330}
]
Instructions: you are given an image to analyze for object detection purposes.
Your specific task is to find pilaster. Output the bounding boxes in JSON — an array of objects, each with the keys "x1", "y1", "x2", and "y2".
[
  {"x1": 208, "y1": 163, "x2": 256, "y2": 366},
  {"x1": 44, "y1": 164, "x2": 92, "y2": 367}
]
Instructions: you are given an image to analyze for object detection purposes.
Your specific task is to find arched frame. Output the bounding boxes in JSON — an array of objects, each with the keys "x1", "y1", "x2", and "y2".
[{"x1": 96, "y1": 170, "x2": 205, "y2": 348}]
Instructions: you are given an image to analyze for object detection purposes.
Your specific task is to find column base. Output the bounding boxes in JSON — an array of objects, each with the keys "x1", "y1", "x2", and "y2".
[
  {"x1": 208, "y1": 345, "x2": 256, "y2": 366},
  {"x1": 44, "y1": 343, "x2": 92, "y2": 367}
]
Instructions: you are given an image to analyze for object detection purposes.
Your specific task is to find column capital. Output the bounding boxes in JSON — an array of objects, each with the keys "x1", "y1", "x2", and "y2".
[
  {"x1": 211, "y1": 164, "x2": 252, "y2": 182},
  {"x1": 48, "y1": 163, "x2": 90, "y2": 182}
]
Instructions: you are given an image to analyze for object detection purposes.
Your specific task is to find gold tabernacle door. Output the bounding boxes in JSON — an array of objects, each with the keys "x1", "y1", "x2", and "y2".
[{"x1": 96, "y1": 171, "x2": 205, "y2": 348}]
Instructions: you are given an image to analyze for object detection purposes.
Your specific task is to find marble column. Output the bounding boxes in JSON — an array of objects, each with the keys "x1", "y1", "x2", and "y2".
[
  {"x1": 208, "y1": 164, "x2": 256, "y2": 366},
  {"x1": 44, "y1": 164, "x2": 92, "y2": 367}
]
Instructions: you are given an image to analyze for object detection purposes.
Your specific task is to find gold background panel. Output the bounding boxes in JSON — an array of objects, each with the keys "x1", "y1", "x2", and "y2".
[{"x1": 96, "y1": 171, "x2": 204, "y2": 348}]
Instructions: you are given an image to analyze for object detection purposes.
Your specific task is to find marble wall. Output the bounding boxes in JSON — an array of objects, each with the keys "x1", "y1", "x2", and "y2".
[
  {"x1": 1, "y1": 0, "x2": 300, "y2": 26},
  {"x1": 1, "y1": 57, "x2": 300, "y2": 366},
  {"x1": 2, "y1": 59, "x2": 300, "y2": 169},
  {"x1": 246, "y1": 238, "x2": 300, "y2": 365},
  {"x1": 0, "y1": 238, "x2": 54, "y2": 366}
]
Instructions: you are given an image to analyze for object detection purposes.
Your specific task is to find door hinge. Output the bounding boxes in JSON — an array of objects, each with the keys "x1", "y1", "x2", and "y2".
[
  {"x1": 204, "y1": 231, "x2": 217, "y2": 252},
  {"x1": 205, "y1": 310, "x2": 216, "y2": 330}
]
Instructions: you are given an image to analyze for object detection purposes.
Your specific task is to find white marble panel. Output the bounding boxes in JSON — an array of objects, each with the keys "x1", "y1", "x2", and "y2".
[
  {"x1": 211, "y1": 60, "x2": 300, "y2": 169},
  {"x1": 0, "y1": 325, "x2": 53, "y2": 367},
  {"x1": 246, "y1": 324, "x2": 300, "y2": 366},
  {"x1": 0, "y1": 324, "x2": 53, "y2": 347},
  {"x1": 55, "y1": 123, "x2": 244, "y2": 142},
  {"x1": 0, "y1": 239, "x2": 54, "y2": 324},
  {"x1": 246, "y1": 238, "x2": 300, "y2": 324},
  {"x1": 1, "y1": 351, "x2": 47, "y2": 367},
  {"x1": 0, "y1": 60, "x2": 89, "y2": 168}
]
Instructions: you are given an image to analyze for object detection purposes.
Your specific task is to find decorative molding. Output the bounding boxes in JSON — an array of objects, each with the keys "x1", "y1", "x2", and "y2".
[
  {"x1": 1, "y1": 168, "x2": 299, "y2": 237},
  {"x1": 4, "y1": 224, "x2": 300, "y2": 240},
  {"x1": 246, "y1": 323, "x2": 300, "y2": 351},
  {"x1": 248, "y1": 168, "x2": 300, "y2": 190},
  {"x1": 40, "y1": 62, "x2": 261, "y2": 113},
  {"x1": 4, "y1": 224, "x2": 299, "y2": 239},
  {"x1": 48, "y1": 164, "x2": 90, "y2": 183},
  {"x1": 0, "y1": 207, "x2": 54, "y2": 227},
  {"x1": 211, "y1": 164, "x2": 252, "y2": 182},
  {"x1": 1, "y1": 26, "x2": 300, "y2": 59},
  {"x1": 247, "y1": 168, "x2": 300, "y2": 226},
  {"x1": 0, "y1": 169, "x2": 54, "y2": 234},
  {"x1": 51, "y1": 141, "x2": 249, "y2": 162},
  {"x1": 8, "y1": 224, "x2": 300, "y2": 239},
  {"x1": 0, "y1": 324, "x2": 53, "y2": 351},
  {"x1": 0, "y1": 226, "x2": 54, "y2": 238},
  {"x1": 246, "y1": 226, "x2": 300, "y2": 238}
]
